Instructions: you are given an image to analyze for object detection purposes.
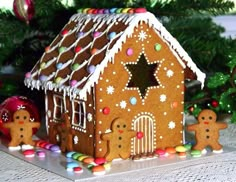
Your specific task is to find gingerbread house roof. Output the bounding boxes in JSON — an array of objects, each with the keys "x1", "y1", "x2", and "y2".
[{"x1": 24, "y1": 8, "x2": 205, "y2": 100}]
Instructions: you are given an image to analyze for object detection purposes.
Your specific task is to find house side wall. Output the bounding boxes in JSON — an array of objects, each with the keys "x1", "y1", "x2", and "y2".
[
  {"x1": 45, "y1": 90, "x2": 95, "y2": 156},
  {"x1": 94, "y1": 23, "x2": 185, "y2": 158}
]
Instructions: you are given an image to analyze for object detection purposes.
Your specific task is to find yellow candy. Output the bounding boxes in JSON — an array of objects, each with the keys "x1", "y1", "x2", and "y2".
[
  {"x1": 103, "y1": 162, "x2": 112, "y2": 170},
  {"x1": 55, "y1": 77, "x2": 62, "y2": 84},
  {"x1": 40, "y1": 62, "x2": 46, "y2": 69},
  {"x1": 175, "y1": 145, "x2": 187, "y2": 153},
  {"x1": 122, "y1": 8, "x2": 131, "y2": 13},
  {"x1": 78, "y1": 155, "x2": 89, "y2": 161}
]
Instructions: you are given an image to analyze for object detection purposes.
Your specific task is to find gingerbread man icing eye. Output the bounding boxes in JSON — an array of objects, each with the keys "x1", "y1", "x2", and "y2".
[
  {"x1": 123, "y1": 124, "x2": 126, "y2": 128},
  {"x1": 117, "y1": 125, "x2": 120, "y2": 128},
  {"x1": 201, "y1": 116, "x2": 205, "y2": 120},
  {"x1": 16, "y1": 116, "x2": 20, "y2": 120},
  {"x1": 209, "y1": 116, "x2": 212, "y2": 120},
  {"x1": 24, "y1": 116, "x2": 27, "y2": 120}
]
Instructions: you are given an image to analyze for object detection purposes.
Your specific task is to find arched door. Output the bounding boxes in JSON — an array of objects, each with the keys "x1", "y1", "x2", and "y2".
[{"x1": 131, "y1": 112, "x2": 156, "y2": 155}]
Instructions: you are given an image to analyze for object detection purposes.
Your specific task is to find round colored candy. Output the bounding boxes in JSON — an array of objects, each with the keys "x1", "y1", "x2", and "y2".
[
  {"x1": 103, "y1": 162, "x2": 111, "y2": 170},
  {"x1": 59, "y1": 47, "x2": 66, "y2": 53},
  {"x1": 178, "y1": 152, "x2": 187, "y2": 158},
  {"x1": 93, "y1": 31, "x2": 101, "y2": 38},
  {"x1": 61, "y1": 29, "x2": 69, "y2": 35},
  {"x1": 154, "y1": 43, "x2": 162, "y2": 51},
  {"x1": 77, "y1": 32, "x2": 84, "y2": 38},
  {"x1": 75, "y1": 46, "x2": 82, "y2": 53},
  {"x1": 83, "y1": 157, "x2": 94, "y2": 164},
  {"x1": 40, "y1": 62, "x2": 46, "y2": 69},
  {"x1": 155, "y1": 148, "x2": 166, "y2": 156},
  {"x1": 50, "y1": 145, "x2": 61, "y2": 152},
  {"x1": 39, "y1": 141, "x2": 48, "y2": 148},
  {"x1": 94, "y1": 157, "x2": 106, "y2": 165},
  {"x1": 184, "y1": 143, "x2": 192, "y2": 151},
  {"x1": 130, "y1": 97, "x2": 137, "y2": 105},
  {"x1": 110, "y1": 8, "x2": 117, "y2": 14},
  {"x1": 134, "y1": 8, "x2": 147, "y2": 13},
  {"x1": 44, "y1": 143, "x2": 54, "y2": 150},
  {"x1": 175, "y1": 145, "x2": 187, "y2": 153},
  {"x1": 45, "y1": 46, "x2": 50, "y2": 52},
  {"x1": 72, "y1": 63, "x2": 80, "y2": 70},
  {"x1": 87, "y1": 65, "x2": 96, "y2": 74},
  {"x1": 108, "y1": 32, "x2": 116, "y2": 40},
  {"x1": 165, "y1": 147, "x2": 176, "y2": 154},
  {"x1": 102, "y1": 107, "x2": 110, "y2": 115},
  {"x1": 78, "y1": 155, "x2": 89, "y2": 161},
  {"x1": 190, "y1": 150, "x2": 201, "y2": 157},
  {"x1": 25, "y1": 72, "x2": 31, "y2": 78},
  {"x1": 70, "y1": 80, "x2": 77, "y2": 87},
  {"x1": 73, "y1": 166, "x2": 83, "y2": 173},
  {"x1": 92, "y1": 165, "x2": 106, "y2": 175},
  {"x1": 36, "y1": 150, "x2": 46, "y2": 158},
  {"x1": 72, "y1": 153, "x2": 83, "y2": 160},
  {"x1": 66, "y1": 151, "x2": 76, "y2": 158},
  {"x1": 39, "y1": 75, "x2": 47, "y2": 82},
  {"x1": 56, "y1": 63, "x2": 63, "y2": 70},
  {"x1": 91, "y1": 48, "x2": 98, "y2": 55},
  {"x1": 23, "y1": 149, "x2": 35, "y2": 158},
  {"x1": 55, "y1": 77, "x2": 62, "y2": 84},
  {"x1": 126, "y1": 48, "x2": 133, "y2": 56},
  {"x1": 66, "y1": 162, "x2": 80, "y2": 171},
  {"x1": 136, "y1": 131, "x2": 144, "y2": 139}
]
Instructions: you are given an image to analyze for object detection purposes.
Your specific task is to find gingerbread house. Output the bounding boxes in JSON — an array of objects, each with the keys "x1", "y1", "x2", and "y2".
[{"x1": 24, "y1": 8, "x2": 205, "y2": 159}]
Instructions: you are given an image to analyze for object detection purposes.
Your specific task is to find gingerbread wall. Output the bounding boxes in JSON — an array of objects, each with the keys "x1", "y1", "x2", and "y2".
[{"x1": 94, "y1": 23, "x2": 185, "y2": 158}]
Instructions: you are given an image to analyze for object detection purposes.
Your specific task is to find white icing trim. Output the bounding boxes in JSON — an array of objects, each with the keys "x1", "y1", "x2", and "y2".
[{"x1": 25, "y1": 11, "x2": 205, "y2": 100}]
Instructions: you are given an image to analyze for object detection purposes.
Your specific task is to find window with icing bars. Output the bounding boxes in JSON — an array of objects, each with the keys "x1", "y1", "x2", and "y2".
[
  {"x1": 53, "y1": 94, "x2": 65, "y2": 122},
  {"x1": 72, "y1": 100, "x2": 86, "y2": 129}
]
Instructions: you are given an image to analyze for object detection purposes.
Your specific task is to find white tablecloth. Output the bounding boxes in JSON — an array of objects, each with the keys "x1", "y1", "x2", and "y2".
[{"x1": 1, "y1": 115, "x2": 236, "y2": 182}]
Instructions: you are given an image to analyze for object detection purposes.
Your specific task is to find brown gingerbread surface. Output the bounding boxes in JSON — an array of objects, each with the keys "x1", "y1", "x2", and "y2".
[
  {"x1": 187, "y1": 109, "x2": 227, "y2": 151},
  {"x1": 3, "y1": 109, "x2": 40, "y2": 147}
]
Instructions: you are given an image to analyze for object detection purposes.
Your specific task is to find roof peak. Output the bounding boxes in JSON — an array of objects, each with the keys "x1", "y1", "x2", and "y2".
[{"x1": 77, "y1": 8, "x2": 148, "y2": 15}]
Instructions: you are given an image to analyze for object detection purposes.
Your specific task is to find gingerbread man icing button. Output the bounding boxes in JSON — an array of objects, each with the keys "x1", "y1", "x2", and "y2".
[
  {"x1": 187, "y1": 109, "x2": 227, "y2": 153},
  {"x1": 101, "y1": 118, "x2": 137, "y2": 161},
  {"x1": 3, "y1": 109, "x2": 40, "y2": 148}
]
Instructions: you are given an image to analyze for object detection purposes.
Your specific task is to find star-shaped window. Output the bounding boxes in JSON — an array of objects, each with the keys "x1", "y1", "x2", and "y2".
[{"x1": 125, "y1": 54, "x2": 159, "y2": 99}]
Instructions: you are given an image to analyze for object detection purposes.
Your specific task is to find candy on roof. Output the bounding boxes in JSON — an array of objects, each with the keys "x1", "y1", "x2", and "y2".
[{"x1": 24, "y1": 8, "x2": 205, "y2": 100}]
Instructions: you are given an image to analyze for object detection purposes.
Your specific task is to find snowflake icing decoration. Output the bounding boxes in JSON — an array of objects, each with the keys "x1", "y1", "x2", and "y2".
[
  {"x1": 120, "y1": 101, "x2": 127, "y2": 109},
  {"x1": 106, "y1": 86, "x2": 114, "y2": 94},
  {"x1": 166, "y1": 70, "x2": 174, "y2": 77},
  {"x1": 160, "y1": 94, "x2": 167, "y2": 102},
  {"x1": 168, "y1": 121, "x2": 176, "y2": 129},
  {"x1": 17, "y1": 105, "x2": 26, "y2": 110},
  {"x1": 138, "y1": 30, "x2": 147, "y2": 41},
  {"x1": 2, "y1": 112, "x2": 9, "y2": 122}
]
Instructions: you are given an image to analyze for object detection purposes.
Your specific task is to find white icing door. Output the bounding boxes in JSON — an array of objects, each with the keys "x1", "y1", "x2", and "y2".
[{"x1": 131, "y1": 113, "x2": 156, "y2": 155}]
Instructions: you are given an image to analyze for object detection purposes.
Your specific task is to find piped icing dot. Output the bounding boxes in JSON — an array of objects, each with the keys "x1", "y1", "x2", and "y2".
[
  {"x1": 25, "y1": 72, "x2": 31, "y2": 78},
  {"x1": 71, "y1": 63, "x2": 80, "y2": 70},
  {"x1": 154, "y1": 43, "x2": 162, "y2": 51},
  {"x1": 74, "y1": 46, "x2": 82, "y2": 53},
  {"x1": 70, "y1": 80, "x2": 77, "y2": 87},
  {"x1": 126, "y1": 48, "x2": 133, "y2": 56},
  {"x1": 87, "y1": 65, "x2": 96, "y2": 74},
  {"x1": 93, "y1": 31, "x2": 101, "y2": 38},
  {"x1": 108, "y1": 32, "x2": 116, "y2": 40},
  {"x1": 56, "y1": 63, "x2": 63, "y2": 70},
  {"x1": 61, "y1": 29, "x2": 69, "y2": 36},
  {"x1": 59, "y1": 47, "x2": 66, "y2": 53},
  {"x1": 134, "y1": 8, "x2": 147, "y2": 13},
  {"x1": 91, "y1": 48, "x2": 98, "y2": 55},
  {"x1": 40, "y1": 62, "x2": 46, "y2": 69},
  {"x1": 102, "y1": 107, "x2": 110, "y2": 115},
  {"x1": 55, "y1": 77, "x2": 62, "y2": 84}
]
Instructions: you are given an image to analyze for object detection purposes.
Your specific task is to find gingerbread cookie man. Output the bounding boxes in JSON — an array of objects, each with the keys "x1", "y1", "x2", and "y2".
[
  {"x1": 3, "y1": 109, "x2": 40, "y2": 147},
  {"x1": 56, "y1": 113, "x2": 74, "y2": 152},
  {"x1": 187, "y1": 109, "x2": 227, "y2": 152},
  {"x1": 101, "y1": 118, "x2": 136, "y2": 161}
]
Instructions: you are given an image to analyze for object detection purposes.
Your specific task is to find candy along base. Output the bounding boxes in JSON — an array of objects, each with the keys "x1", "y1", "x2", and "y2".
[{"x1": 0, "y1": 136, "x2": 235, "y2": 181}]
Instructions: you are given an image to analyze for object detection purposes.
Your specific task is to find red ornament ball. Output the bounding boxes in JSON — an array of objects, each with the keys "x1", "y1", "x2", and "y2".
[
  {"x1": 137, "y1": 131, "x2": 144, "y2": 139},
  {"x1": 13, "y1": 0, "x2": 35, "y2": 24},
  {"x1": 0, "y1": 96, "x2": 40, "y2": 138},
  {"x1": 211, "y1": 100, "x2": 219, "y2": 108}
]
